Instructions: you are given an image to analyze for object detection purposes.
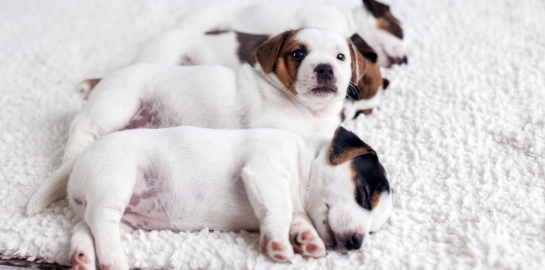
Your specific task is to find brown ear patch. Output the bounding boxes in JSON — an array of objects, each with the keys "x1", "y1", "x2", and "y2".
[
  {"x1": 254, "y1": 29, "x2": 302, "y2": 95},
  {"x1": 348, "y1": 34, "x2": 383, "y2": 101},
  {"x1": 86, "y1": 78, "x2": 101, "y2": 89},
  {"x1": 363, "y1": 0, "x2": 404, "y2": 39},
  {"x1": 236, "y1": 32, "x2": 270, "y2": 66},
  {"x1": 329, "y1": 127, "x2": 376, "y2": 165}
]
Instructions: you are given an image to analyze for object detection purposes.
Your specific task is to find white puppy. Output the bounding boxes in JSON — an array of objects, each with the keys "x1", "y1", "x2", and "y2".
[
  {"x1": 176, "y1": 0, "x2": 407, "y2": 67},
  {"x1": 78, "y1": 31, "x2": 389, "y2": 120},
  {"x1": 63, "y1": 126, "x2": 392, "y2": 269},
  {"x1": 27, "y1": 28, "x2": 368, "y2": 216}
]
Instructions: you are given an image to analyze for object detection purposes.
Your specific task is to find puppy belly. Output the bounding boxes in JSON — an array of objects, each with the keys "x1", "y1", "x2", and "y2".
[
  {"x1": 120, "y1": 165, "x2": 259, "y2": 231},
  {"x1": 121, "y1": 166, "x2": 171, "y2": 230},
  {"x1": 122, "y1": 100, "x2": 181, "y2": 130}
]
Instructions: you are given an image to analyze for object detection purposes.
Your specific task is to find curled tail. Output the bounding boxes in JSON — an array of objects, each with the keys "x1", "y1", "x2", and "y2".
[
  {"x1": 26, "y1": 159, "x2": 77, "y2": 216},
  {"x1": 75, "y1": 78, "x2": 101, "y2": 100}
]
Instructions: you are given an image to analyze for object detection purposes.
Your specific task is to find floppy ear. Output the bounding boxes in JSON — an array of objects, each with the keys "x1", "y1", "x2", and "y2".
[
  {"x1": 254, "y1": 31, "x2": 290, "y2": 74},
  {"x1": 350, "y1": 34, "x2": 378, "y2": 63},
  {"x1": 348, "y1": 38, "x2": 366, "y2": 87},
  {"x1": 329, "y1": 127, "x2": 376, "y2": 165}
]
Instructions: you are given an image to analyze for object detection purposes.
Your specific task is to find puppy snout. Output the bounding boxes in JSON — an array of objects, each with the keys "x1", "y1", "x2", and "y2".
[
  {"x1": 314, "y1": 63, "x2": 334, "y2": 80},
  {"x1": 344, "y1": 233, "x2": 363, "y2": 250}
]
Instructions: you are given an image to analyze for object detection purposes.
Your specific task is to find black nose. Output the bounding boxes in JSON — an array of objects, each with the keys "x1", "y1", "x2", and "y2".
[
  {"x1": 345, "y1": 233, "x2": 363, "y2": 250},
  {"x1": 315, "y1": 64, "x2": 334, "y2": 80}
]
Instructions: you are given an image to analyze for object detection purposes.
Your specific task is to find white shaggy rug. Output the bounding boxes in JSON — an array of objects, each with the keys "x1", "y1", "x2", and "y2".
[{"x1": 1, "y1": 0, "x2": 544, "y2": 269}]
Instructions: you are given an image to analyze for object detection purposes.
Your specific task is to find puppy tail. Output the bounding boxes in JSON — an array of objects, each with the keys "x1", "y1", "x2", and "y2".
[
  {"x1": 26, "y1": 159, "x2": 77, "y2": 216},
  {"x1": 75, "y1": 78, "x2": 101, "y2": 100}
]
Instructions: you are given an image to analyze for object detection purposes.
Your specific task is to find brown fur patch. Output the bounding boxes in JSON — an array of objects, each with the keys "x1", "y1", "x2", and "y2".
[
  {"x1": 236, "y1": 32, "x2": 270, "y2": 66},
  {"x1": 254, "y1": 29, "x2": 302, "y2": 95}
]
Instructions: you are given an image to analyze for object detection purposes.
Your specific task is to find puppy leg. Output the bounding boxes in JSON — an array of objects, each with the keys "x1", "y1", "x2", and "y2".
[
  {"x1": 62, "y1": 96, "x2": 141, "y2": 163},
  {"x1": 376, "y1": 31, "x2": 407, "y2": 67},
  {"x1": 241, "y1": 169, "x2": 294, "y2": 263},
  {"x1": 70, "y1": 221, "x2": 96, "y2": 270},
  {"x1": 86, "y1": 207, "x2": 129, "y2": 270},
  {"x1": 289, "y1": 213, "x2": 326, "y2": 258}
]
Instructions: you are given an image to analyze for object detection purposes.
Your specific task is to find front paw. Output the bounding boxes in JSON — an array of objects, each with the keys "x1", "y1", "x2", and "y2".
[
  {"x1": 290, "y1": 229, "x2": 326, "y2": 258},
  {"x1": 376, "y1": 31, "x2": 407, "y2": 67},
  {"x1": 260, "y1": 234, "x2": 294, "y2": 262}
]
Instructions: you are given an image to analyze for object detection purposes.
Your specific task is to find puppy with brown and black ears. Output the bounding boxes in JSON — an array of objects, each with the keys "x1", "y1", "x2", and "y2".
[
  {"x1": 60, "y1": 125, "x2": 392, "y2": 269},
  {"x1": 78, "y1": 31, "x2": 390, "y2": 121},
  {"x1": 27, "y1": 28, "x2": 382, "y2": 216}
]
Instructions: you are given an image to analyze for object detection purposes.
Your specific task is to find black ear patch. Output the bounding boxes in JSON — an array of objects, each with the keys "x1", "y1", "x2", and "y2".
[
  {"x1": 350, "y1": 34, "x2": 378, "y2": 63},
  {"x1": 352, "y1": 153, "x2": 390, "y2": 210},
  {"x1": 329, "y1": 127, "x2": 375, "y2": 165}
]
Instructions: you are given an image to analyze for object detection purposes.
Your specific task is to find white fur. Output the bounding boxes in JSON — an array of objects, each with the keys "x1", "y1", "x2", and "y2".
[
  {"x1": 64, "y1": 126, "x2": 390, "y2": 268},
  {"x1": 26, "y1": 28, "x2": 352, "y2": 216},
  {"x1": 175, "y1": 0, "x2": 405, "y2": 67}
]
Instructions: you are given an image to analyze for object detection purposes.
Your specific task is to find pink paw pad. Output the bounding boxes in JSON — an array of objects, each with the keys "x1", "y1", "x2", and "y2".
[{"x1": 70, "y1": 252, "x2": 90, "y2": 270}]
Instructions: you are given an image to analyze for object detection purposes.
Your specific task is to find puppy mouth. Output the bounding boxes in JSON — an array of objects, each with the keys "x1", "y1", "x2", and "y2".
[{"x1": 311, "y1": 86, "x2": 337, "y2": 97}]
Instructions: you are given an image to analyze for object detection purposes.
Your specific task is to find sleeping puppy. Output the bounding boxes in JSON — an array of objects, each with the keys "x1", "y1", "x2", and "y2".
[
  {"x1": 63, "y1": 126, "x2": 392, "y2": 269},
  {"x1": 78, "y1": 30, "x2": 389, "y2": 120},
  {"x1": 26, "y1": 28, "x2": 369, "y2": 216},
  {"x1": 177, "y1": 0, "x2": 407, "y2": 67}
]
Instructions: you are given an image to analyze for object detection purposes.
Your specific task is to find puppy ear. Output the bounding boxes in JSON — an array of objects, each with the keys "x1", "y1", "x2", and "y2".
[
  {"x1": 350, "y1": 34, "x2": 378, "y2": 63},
  {"x1": 329, "y1": 127, "x2": 376, "y2": 165},
  {"x1": 348, "y1": 38, "x2": 367, "y2": 87},
  {"x1": 382, "y1": 78, "x2": 390, "y2": 89},
  {"x1": 254, "y1": 31, "x2": 290, "y2": 74}
]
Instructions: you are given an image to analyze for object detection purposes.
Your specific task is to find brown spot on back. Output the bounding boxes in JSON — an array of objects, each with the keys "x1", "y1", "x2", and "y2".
[
  {"x1": 236, "y1": 32, "x2": 270, "y2": 66},
  {"x1": 254, "y1": 29, "x2": 302, "y2": 95}
]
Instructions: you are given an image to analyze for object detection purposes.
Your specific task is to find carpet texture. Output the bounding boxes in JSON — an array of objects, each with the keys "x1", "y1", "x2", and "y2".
[{"x1": 1, "y1": 0, "x2": 544, "y2": 269}]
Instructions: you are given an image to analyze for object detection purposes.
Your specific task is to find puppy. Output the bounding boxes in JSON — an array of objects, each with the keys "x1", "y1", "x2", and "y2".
[
  {"x1": 78, "y1": 30, "x2": 389, "y2": 119},
  {"x1": 27, "y1": 28, "x2": 368, "y2": 216},
  {"x1": 177, "y1": 0, "x2": 407, "y2": 67},
  {"x1": 63, "y1": 126, "x2": 392, "y2": 269}
]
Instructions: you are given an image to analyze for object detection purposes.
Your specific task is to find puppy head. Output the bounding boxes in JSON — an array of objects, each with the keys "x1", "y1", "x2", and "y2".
[
  {"x1": 343, "y1": 34, "x2": 390, "y2": 120},
  {"x1": 308, "y1": 127, "x2": 392, "y2": 251},
  {"x1": 254, "y1": 28, "x2": 354, "y2": 110},
  {"x1": 362, "y1": 0, "x2": 403, "y2": 39}
]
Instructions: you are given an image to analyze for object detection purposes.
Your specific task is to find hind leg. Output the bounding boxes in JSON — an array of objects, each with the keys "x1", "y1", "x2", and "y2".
[
  {"x1": 86, "y1": 207, "x2": 129, "y2": 270},
  {"x1": 70, "y1": 221, "x2": 96, "y2": 270}
]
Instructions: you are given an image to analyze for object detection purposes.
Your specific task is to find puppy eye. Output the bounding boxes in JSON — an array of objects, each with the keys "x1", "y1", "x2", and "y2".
[
  {"x1": 337, "y1": 54, "x2": 345, "y2": 61},
  {"x1": 291, "y1": 49, "x2": 306, "y2": 60}
]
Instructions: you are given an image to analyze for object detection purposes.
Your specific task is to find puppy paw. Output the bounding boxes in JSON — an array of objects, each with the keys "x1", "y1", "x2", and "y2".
[
  {"x1": 290, "y1": 229, "x2": 326, "y2": 258},
  {"x1": 260, "y1": 234, "x2": 294, "y2": 262},
  {"x1": 376, "y1": 32, "x2": 407, "y2": 67},
  {"x1": 70, "y1": 250, "x2": 95, "y2": 270}
]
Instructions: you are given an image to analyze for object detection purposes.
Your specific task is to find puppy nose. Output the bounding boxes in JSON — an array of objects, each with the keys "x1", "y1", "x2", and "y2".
[
  {"x1": 314, "y1": 64, "x2": 334, "y2": 80},
  {"x1": 345, "y1": 233, "x2": 363, "y2": 250}
]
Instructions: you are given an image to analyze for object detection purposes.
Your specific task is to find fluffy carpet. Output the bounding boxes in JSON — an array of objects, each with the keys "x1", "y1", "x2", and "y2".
[{"x1": 1, "y1": 0, "x2": 544, "y2": 268}]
